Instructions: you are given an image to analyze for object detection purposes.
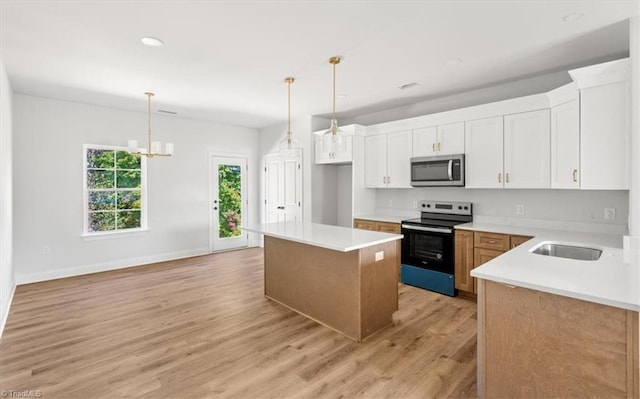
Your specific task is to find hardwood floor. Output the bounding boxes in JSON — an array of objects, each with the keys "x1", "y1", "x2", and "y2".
[{"x1": 0, "y1": 248, "x2": 477, "y2": 398}]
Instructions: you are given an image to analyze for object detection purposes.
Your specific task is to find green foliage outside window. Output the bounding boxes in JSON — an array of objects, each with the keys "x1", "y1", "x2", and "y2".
[
  {"x1": 218, "y1": 164, "x2": 242, "y2": 238},
  {"x1": 86, "y1": 148, "x2": 143, "y2": 233}
]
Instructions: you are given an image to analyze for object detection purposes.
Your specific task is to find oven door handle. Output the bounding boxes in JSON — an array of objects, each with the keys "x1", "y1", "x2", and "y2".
[
  {"x1": 402, "y1": 224, "x2": 452, "y2": 234},
  {"x1": 447, "y1": 159, "x2": 453, "y2": 181}
]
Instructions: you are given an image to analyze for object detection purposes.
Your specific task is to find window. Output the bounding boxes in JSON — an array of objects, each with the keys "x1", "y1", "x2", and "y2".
[{"x1": 83, "y1": 145, "x2": 147, "y2": 235}]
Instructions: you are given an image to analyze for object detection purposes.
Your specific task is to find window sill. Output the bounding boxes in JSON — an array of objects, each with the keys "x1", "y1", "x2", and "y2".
[{"x1": 82, "y1": 228, "x2": 150, "y2": 241}]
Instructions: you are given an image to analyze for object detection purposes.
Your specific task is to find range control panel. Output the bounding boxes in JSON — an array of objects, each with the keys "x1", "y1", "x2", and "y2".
[{"x1": 419, "y1": 200, "x2": 472, "y2": 216}]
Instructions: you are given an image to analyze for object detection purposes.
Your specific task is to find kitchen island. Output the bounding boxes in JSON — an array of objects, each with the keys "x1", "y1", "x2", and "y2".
[
  {"x1": 244, "y1": 222, "x2": 403, "y2": 342},
  {"x1": 466, "y1": 225, "x2": 639, "y2": 398}
]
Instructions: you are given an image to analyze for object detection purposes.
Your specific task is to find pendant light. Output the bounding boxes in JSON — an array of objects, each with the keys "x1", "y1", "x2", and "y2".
[
  {"x1": 279, "y1": 77, "x2": 300, "y2": 159},
  {"x1": 127, "y1": 92, "x2": 174, "y2": 158},
  {"x1": 321, "y1": 56, "x2": 346, "y2": 153}
]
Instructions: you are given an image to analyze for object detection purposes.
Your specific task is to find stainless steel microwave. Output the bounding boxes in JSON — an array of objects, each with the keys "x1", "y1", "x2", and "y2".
[{"x1": 410, "y1": 154, "x2": 465, "y2": 187}]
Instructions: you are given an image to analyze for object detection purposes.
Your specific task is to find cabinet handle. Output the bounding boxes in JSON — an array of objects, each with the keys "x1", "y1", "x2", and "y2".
[
  {"x1": 387, "y1": 176, "x2": 391, "y2": 184},
  {"x1": 498, "y1": 173, "x2": 502, "y2": 183},
  {"x1": 572, "y1": 169, "x2": 578, "y2": 183},
  {"x1": 432, "y1": 143, "x2": 436, "y2": 152},
  {"x1": 488, "y1": 240, "x2": 496, "y2": 244},
  {"x1": 506, "y1": 173, "x2": 510, "y2": 183},
  {"x1": 437, "y1": 142, "x2": 441, "y2": 151}
]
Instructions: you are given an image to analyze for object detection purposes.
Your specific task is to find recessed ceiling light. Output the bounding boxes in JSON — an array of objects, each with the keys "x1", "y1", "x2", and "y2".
[
  {"x1": 443, "y1": 58, "x2": 463, "y2": 67},
  {"x1": 398, "y1": 82, "x2": 418, "y2": 90},
  {"x1": 141, "y1": 37, "x2": 164, "y2": 47},
  {"x1": 563, "y1": 12, "x2": 584, "y2": 22}
]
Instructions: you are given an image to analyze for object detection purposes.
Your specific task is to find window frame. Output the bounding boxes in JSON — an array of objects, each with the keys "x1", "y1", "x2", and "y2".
[{"x1": 82, "y1": 144, "x2": 148, "y2": 237}]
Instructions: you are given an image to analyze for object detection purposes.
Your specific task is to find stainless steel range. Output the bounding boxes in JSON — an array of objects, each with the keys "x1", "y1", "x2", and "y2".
[{"x1": 400, "y1": 200, "x2": 472, "y2": 296}]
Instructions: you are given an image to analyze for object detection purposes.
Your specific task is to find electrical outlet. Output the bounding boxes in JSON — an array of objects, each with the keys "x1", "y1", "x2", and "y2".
[
  {"x1": 43, "y1": 245, "x2": 50, "y2": 254},
  {"x1": 387, "y1": 199, "x2": 393, "y2": 207},
  {"x1": 412, "y1": 200, "x2": 418, "y2": 209},
  {"x1": 375, "y1": 251, "x2": 384, "y2": 261},
  {"x1": 516, "y1": 204, "x2": 525, "y2": 216},
  {"x1": 604, "y1": 208, "x2": 616, "y2": 220}
]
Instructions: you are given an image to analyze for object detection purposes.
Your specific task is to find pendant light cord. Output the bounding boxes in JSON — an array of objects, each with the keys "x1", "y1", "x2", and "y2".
[
  {"x1": 332, "y1": 61, "x2": 336, "y2": 118},
  {"x1": 288, "y1": 79, "x2": 291, "y2": 142},
  {"x1": 145, "y1": 92, "x2": 154, "y2": 154}
]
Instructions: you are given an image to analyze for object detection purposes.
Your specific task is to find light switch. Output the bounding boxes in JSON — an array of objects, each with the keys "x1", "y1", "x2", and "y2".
[{"x1": 375, "y1": 251, "x2": 384, "y2": 261}]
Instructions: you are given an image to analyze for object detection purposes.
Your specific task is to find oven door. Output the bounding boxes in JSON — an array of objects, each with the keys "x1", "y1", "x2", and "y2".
[{"x1": 401, "y1": 224, "x2": 455, "y2": 274}]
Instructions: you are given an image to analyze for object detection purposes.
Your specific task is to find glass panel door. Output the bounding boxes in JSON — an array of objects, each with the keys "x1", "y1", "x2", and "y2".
[{"x1": 211, "y1": 156, "x2": 248, "y2": 252}]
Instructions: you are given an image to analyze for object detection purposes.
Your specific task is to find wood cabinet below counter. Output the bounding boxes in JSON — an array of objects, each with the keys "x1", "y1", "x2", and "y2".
[
  {"x1": 455, "y1": 230, "x2": 532, "y2": 296},
  {"x1": 353, "y1": 218, "x2": 401, "y2": 234}
]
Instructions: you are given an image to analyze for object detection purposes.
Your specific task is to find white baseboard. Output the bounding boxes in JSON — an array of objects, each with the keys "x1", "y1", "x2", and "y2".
[
  {"x1": 15, "y1": 248, "x2": 210, "y2": 285},
  {"x1": 0, "y1": 281, "x2": 16, "y2": 338}
]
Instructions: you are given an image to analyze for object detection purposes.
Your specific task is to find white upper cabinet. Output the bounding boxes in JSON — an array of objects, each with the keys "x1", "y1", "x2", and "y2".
[
  {"x1": 550, "y1": 99, "x2": 580, "y2": 189},
  {"x1": 504, "y1": 109, "x2": 550, "y2": 189},
  {"x1": 413, "y1": 122, "x2": 464, "y2": 157},
  {"x1": 412, "y1": 126, "x2": 437, "y2": 157},
  {"x1": 386, "y1": 130, "x2": 412, "y2": 188},
  {"x1": 314, "y1": 124, "x2": 364, "y2": 165},
  {"x1": 364, "y1": 134, "x2": 388, "y2": 188},
  {"x1": 579, "y1": 81, "x2": 630, "y2": 190},
  {"x1": 315, "y1": 134, "x2": 353, "y2": 164},
  {"x1": 569, "y1": 58, "x2": 630, "y2": 190},
  {"x1": 465, "y1": 117, "x2": 504, "y2": 188},
  {"x1": 365, "y1": 130, "x2": 412, "y2": 188},
  {"x1": 437, "y1": 122, "x2": 465, "y2": 155}
]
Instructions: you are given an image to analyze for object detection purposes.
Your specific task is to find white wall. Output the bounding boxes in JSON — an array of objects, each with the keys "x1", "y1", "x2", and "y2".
[
  {"x1": 375, "y1": 188, "x2": 629, "y2": 233},
  {"x1": 0, "y1": 60, "x2": 15, "y2": 336},
  {"x1": 12, "y1": 94, "x2": 259, "y2": 284}
]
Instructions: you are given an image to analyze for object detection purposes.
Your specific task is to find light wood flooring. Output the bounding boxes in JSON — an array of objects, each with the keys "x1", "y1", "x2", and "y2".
[{"x1": 0, "y1": 248, "x2": 477, "y2": 398}]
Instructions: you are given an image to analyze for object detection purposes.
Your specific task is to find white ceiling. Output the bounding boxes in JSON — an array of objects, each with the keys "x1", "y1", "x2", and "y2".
[{"x1": 0, "y1": 1, "x2": 637, "y2": 130}]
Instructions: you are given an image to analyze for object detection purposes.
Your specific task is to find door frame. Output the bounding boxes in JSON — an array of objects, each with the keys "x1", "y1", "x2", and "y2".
[{"x1": 208, "y1": 152, "x2": 250, "y2": 253}]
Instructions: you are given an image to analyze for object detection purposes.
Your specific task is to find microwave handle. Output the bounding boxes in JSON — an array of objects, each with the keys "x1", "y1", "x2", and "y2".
[{"x1": 447, "y1": 160, "x2": 453, "y2": 181}]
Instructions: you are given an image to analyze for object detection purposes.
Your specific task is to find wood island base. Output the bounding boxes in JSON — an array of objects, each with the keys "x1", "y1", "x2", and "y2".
[{"x1": 263, "y1": 236, "x2": 399, "y2": 342}]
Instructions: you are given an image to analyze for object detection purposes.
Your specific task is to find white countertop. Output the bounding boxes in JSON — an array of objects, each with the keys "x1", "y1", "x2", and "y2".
[
  {"x1": 464, "y1": 223, "x2": 639, "y2": 311},
  {"x1": 244, "y1": 222, "x2": 403, "y2": 252}
]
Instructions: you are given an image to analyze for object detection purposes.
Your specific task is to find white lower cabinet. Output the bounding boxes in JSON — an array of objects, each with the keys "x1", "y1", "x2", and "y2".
[
  {"x1": 551, "y1": 99, "x2": 580, "y2": 189},
  {"x1": 465, "y1": 110, "x2": 550, "y2": 189},
  {"x1": 365, "y1": 130, "x2": 412, "y2": 188}
]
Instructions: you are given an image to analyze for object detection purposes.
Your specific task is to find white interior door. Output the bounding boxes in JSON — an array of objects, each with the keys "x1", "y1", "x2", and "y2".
[
  {"x1": 211, "y1": 156, "x2": 248, "y2": 252},
  {"x1": 264, "y1": 152, "x2": 302, "y2": 224}
]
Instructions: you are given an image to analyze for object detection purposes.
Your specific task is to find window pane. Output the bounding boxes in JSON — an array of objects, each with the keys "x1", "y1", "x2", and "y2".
[
  {"x1": 218, "y1": 164, "x2": 242, "y2": 238},
  {"x1": 88, "y1": 191, "x2": 115, "y2": 211},
  {"x1": 117, "y1": 210, "x2": 141, "y2": 229},
  {"x1": 117, "y1": 190, "x2": 141, "y2": 210},
  {"x1": 87, "y1": 170, "x2": 115, "y2": 189},
  {"x1": 116, "y1": 170, "x2": 141, "y2": 188},
  {"x1": 88, "y1": 211, "x2": 116, "y2": 232},
  {"x1": 116, "y1": 151, "x2": 141, "y2": 170},
  {"x1": 87, "y1": 149, "x2": 114, "y2": 169}
]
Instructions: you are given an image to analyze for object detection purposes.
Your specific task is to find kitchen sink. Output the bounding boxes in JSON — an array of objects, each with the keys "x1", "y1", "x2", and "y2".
[{"x1": 530, "y1": 242, "x2": 602, "y2": 261}]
